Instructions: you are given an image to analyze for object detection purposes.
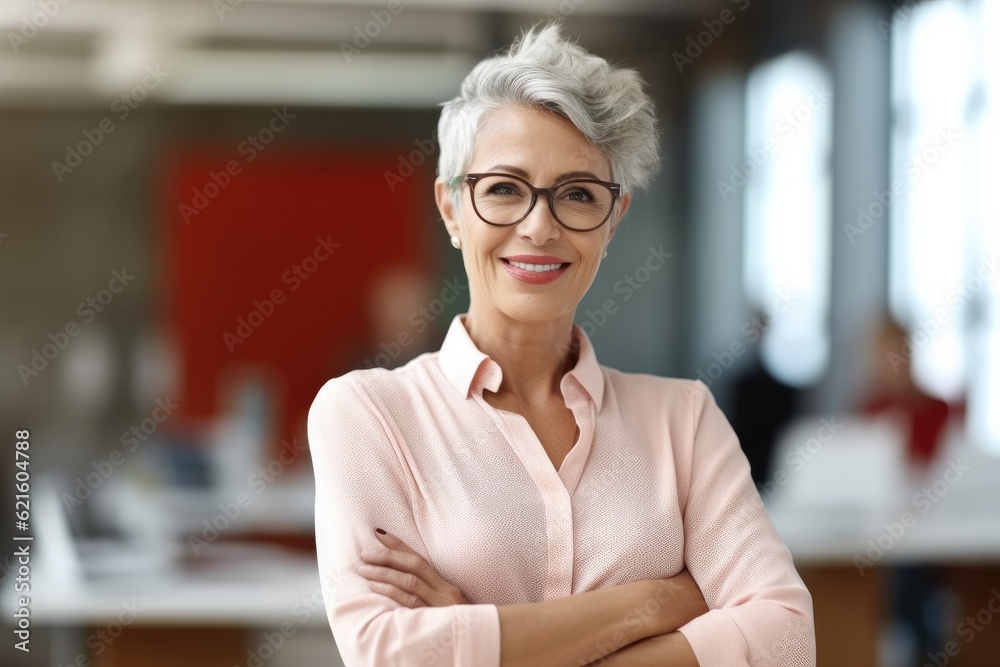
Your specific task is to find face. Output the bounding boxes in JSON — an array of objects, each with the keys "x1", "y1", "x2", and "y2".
[{"x1": 435, "y1": 105, "x2": 631, "y2": 325}]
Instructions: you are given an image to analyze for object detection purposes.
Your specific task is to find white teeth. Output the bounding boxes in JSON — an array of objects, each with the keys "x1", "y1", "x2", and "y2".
[{"x1": 508, "y1": 260, "x2": 564, "y2": 272}]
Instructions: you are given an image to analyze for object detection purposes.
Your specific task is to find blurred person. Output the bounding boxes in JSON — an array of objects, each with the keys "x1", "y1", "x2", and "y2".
[
  {"x1": 860, "y1": 316, "x2": 961, "y2": 468},
  {"x1": 366, "y1": 265, "x2": 440, "y2": 366},
  {"x1": 333, "y1": 266, "x2": 442, "y2": 376},
  {"x1": 859, "y1": 315, "x2": 964, "y2": 667},
  {"x1": 729, "y1": 316, "x2": 802, "y2": 486},
  {"x1": 307, "y1": 22, "x2": 815, "y2": 667}
]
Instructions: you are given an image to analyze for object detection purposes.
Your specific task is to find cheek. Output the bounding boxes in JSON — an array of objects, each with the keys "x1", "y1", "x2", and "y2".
[
  {"x1": 462, "y1": 232, "x2": 506, "y2": 282},
  {"x1": 575, "y1": 242, "x2": 605, "y2": 270},
  {"x1": 575, "y1": 262, "x2": 600, "y2": 288},
  {"x1": 471, "y1": 228, "x2": 510, "y2": 260}
]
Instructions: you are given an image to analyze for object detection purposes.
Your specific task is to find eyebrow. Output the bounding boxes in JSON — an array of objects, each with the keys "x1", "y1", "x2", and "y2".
[{"x1": 485, "y1": 164, "x2": 603, "y2": 183}]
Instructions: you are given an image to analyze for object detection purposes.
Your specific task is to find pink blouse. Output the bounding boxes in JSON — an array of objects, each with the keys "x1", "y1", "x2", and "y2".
[{"x1": 307, "y1": 313, "x2": 815, "y2": 666}]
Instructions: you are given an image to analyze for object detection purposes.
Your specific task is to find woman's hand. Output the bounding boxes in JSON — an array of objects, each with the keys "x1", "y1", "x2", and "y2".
[
  {"x1": 576, "y1": 571, "x2": 707, "y2": 666},
  {"x1": 356, "y1": 529, "x2": 470, "y2": 609},
  {"x1": 648, "y1": 569, "x2": 710, "y2": 635}
]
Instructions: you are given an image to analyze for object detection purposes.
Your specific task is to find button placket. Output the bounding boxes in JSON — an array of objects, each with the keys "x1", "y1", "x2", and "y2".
[{"x1": 474, "y1": 393, "x2": 577, "y2": 599}]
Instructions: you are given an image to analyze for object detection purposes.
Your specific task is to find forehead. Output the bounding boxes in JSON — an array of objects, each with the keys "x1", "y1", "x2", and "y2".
[{"x1": 471, "y1": 105, "x2": 611, "y2": 180}]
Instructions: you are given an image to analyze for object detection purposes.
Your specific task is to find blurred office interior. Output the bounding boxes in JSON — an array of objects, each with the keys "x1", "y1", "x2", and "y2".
[{"x1": 1, "y1": 0, "x2": 998, "y2": 665}]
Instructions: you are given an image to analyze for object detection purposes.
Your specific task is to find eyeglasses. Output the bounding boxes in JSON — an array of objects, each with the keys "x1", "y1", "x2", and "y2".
[{"x1": 450, "y1": 172, "x2": 621, "y2": 232}]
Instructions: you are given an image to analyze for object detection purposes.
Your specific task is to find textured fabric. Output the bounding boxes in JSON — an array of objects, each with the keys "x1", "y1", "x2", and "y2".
[{"x1": 307, "y1": 313, "x2": 816, "y2": 666}]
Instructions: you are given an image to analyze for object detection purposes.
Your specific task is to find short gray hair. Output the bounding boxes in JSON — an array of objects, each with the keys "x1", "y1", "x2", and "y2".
[{"x1": 436, "y1": 21, "x2": 660, "y2": 210}]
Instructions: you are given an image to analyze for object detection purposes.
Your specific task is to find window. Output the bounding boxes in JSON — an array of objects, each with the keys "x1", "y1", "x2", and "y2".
[
  {"x1": 743, "y1": 52, "x2": 833, "y2": 387},
  {"x1": 889, "y1": 0, "x2": 1000, "y2": 452}
]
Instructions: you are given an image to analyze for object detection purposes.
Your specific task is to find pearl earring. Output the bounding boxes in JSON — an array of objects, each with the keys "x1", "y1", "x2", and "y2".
[
  {"x1": 450, "y1": 235, "x2": 461, "y2": 249},
  {"x1": 601, "y1": 249, "x2": 608, "y2": 259}
]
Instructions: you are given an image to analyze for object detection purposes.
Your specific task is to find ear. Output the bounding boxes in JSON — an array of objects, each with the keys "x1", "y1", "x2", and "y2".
[{"x1": 435, "y1": 177, "x2": 462, "y2": 240}]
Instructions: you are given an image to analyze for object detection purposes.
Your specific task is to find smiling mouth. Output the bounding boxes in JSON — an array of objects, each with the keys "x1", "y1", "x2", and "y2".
[{"x1": 501, "y1": 259, "x2": 571, "y2": 272}]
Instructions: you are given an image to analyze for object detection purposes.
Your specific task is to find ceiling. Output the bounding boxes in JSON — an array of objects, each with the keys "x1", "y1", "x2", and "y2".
[{"x1": 0, "y1": 0, "x2": 719, "y2": 107}]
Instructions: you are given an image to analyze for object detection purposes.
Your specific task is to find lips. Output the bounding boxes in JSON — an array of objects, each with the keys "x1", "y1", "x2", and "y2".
[{"x1": 500, "y1": 255, "x2": 571, "y2": 285}]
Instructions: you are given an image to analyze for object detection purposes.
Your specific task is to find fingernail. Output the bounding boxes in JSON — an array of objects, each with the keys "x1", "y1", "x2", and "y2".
[{"x1": 375, "y1": 528, "x2": 386, "y2": 535}]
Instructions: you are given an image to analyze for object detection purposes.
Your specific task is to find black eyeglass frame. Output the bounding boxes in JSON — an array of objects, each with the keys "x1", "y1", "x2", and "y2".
[{"x1": 453, "y1": 172, "x2": 622, "y2": 232}]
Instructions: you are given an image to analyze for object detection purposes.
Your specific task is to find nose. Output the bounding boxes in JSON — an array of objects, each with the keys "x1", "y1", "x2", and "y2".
[{"x1": 516, "y1": 193, "x2": 562, "y2": 245}]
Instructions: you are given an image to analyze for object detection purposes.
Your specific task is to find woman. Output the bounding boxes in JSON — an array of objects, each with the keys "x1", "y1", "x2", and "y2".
[{"x1": 307, "y1": 22, "x2": 815, "y2": 667}]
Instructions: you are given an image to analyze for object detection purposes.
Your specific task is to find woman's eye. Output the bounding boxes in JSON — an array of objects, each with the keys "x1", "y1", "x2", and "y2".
[
  {"x1": 563, "y1": 187, "x2": 595, "y2": 202},
  {"x1": 486, "y1": 184, "x2": 519, "y2": 196}
]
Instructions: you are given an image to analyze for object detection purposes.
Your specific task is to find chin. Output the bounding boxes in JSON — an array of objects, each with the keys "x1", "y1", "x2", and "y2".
[{"x1": 495, "y1": 293, "x2": 577, "y2": 324}]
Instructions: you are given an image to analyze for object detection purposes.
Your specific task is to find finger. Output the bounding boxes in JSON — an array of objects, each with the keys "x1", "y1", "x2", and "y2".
[
  {"x1": 372, "y1": 529, "x2": 421, "y2": 559},
  {"x1": 365, "y1": 579, "x2": 427, "y2": 609},
  {"x1": 357, "y1": 560, "x2": 429, "y2": 599},
  {"x1": 372, "y1": 530, "x2": 455, "y2": 593},
  {"x1": 359, "y1": 545, "x2": 426, "y2": 580},
  {"x1": 360, "y1": 541, "x2": 456, "y2": 606}
]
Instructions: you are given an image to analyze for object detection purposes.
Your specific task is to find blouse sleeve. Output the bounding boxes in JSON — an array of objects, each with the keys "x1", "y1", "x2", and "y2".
[
  {"x1": 307, "y1": 374, "x2": 501, "y2": 667},
  {"x1": 676, "y1": 380, "x2": 816, "y2": 666}
]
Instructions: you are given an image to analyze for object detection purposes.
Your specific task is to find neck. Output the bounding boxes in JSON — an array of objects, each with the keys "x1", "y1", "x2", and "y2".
[{"x1": 462, "y1": 303, "x2": 578, "y2": 406}]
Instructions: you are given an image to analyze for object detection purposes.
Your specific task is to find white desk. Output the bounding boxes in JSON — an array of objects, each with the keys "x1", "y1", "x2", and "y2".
[
  {"x1": 3, "y1": 475, "x2": 342, "y2": 667},
  {"x1": 5, "y1": 543, "x2": 328, "y2": 626},
  {"x1": 762, "y1": 415, "x2": 1000, "y2": 667},
  {"x1": 765, "y1": 415, "x2": 1000, "y2": 564}
]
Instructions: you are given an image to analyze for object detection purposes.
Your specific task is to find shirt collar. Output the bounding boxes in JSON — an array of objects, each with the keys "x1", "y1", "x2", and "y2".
[{"x1": 438, "y1": 313, "x2": 605, "y2": 412}]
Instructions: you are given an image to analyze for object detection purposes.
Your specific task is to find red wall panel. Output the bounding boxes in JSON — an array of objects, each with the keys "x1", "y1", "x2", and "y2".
[{"x1": 160, "y1": 147, "x2": 428, "y2": 460}]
